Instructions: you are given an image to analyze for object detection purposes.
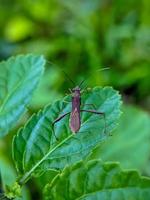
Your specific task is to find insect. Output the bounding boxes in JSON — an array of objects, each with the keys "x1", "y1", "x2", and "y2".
[{"x1": 52, "y1": 70, "x2": 107, "y2": 138}]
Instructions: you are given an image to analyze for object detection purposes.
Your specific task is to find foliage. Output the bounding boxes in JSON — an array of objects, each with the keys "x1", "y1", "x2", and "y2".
[
  {"x1": 0, "y1": 0, "x2": 150, "y2": 199},
  {"x1": 13, "y1": 87, "x2": 121, "y2": 184},
  {"x1": 0, "y1": 53, "x2": 150, "y2": 199},
  {"x1": 44, "y1": 159, "x2": 150, "y2": 200},
  {"x1": 0, "y1": 54, "x2": 45, "y2": 137},
  {"x1": 0, "y1": 54, "x2": 125, "y2": 200}
]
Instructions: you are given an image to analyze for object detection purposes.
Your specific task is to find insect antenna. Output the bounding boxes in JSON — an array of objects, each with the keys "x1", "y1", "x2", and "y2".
[
  {"x1": 62, "y1": 70, "x2": 75, "y2": 86},
  {"x1": 96, "y1": 67, "x2": 110, "y2": 72},
  {"x1": 46, "y1": 60, "x2": 76, "y2": 88},
  {"x1": 79, "y1": 67, "x2": 110, "y2": 90},
  {"x1": 79, "y1": 78, "x2": 86, "y2": 89},
  {"x1": 46, "y1": 60, "x2": 55, "y2": 66}
]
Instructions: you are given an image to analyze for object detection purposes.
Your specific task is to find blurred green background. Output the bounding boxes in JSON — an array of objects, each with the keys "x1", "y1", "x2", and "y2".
[
  {"x1": 0, "y1": 0, "x2": 150, "y2": 199},
  {"x1": 0, "y1": 0, "x2": 150, "y2": 106}
]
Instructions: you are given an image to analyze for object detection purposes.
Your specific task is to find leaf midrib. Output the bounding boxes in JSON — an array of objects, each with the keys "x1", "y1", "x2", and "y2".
[
  {"x1": 0, "y1": 70, "x2": 28, "y2": 114},
  {"x1": 19, "y1": 134, "x2": 73, "y2": 184},
  {"x1": 20, "y1": 123, "x2": 106, "y2": 184}
]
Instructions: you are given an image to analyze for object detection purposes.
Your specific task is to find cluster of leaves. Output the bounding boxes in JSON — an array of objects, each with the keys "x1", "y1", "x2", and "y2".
[{"x1": 0, "y1": 54, "x2": 150, "y2": 200}]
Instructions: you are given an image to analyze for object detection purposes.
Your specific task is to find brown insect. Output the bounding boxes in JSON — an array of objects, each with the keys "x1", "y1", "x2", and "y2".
[{"x1": 52, "y1": 72, "x2": 106, "y2": 138}]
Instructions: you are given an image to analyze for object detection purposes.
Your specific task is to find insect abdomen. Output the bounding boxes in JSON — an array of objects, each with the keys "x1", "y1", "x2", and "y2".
[{"x1": 70, "y1": 108, "x2": 80, "y2": 133}]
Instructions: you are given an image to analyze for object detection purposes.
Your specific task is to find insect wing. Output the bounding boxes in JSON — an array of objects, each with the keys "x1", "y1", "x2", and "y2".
[{"x1": 70, "y1": 108, "x2": 80, "y2": 133}]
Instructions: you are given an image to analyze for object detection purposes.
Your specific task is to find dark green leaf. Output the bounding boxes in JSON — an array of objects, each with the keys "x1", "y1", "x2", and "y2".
[{"x1": 44, "y1": 159, "x2": 150, "y2": 200}]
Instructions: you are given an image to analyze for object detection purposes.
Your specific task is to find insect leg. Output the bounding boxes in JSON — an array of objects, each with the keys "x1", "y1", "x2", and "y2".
[
  {"x1": 80, "y1": 109, "x2": 106, "y2": 134},
  {"x1": 52, "y1": 112, "x2": 71, "y2": 140}
]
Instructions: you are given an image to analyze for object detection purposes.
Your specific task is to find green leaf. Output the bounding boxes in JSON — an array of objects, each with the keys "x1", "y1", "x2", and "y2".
[
  {"x1": 44, "y1": 159, "x2": 150, "y2": 200},
  {"x1": 0, "y1": 54, "x2": 45, "y2": 137},
  {"x1": 13, "y1": 87, "x2": 121, "y2": 184},
  {"x1": 88, "y1": 105, "x2": 150, "y2": 173}
]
